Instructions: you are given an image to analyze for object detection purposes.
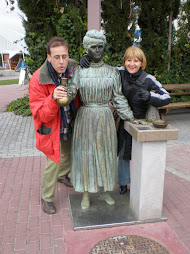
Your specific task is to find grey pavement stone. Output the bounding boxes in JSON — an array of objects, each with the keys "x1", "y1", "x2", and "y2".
[
  {"x1": 0, "y1": 108, "x2": 189, "y2": 160},
  {"x1": 165, "y1": 108, "x2": 190, "y2": 146},
  {"x1": 0, "y1": 74, "x2": 19, "y2": 80},
  {"x1": 0, "y1": 112, "x2": 43, "y2": 158}
]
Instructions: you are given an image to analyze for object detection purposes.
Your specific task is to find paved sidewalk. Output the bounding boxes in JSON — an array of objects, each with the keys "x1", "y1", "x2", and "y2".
[
  {"x1": 0, "y1": 84, "x2": 190, "y2": 253},
  {"x1": 0, "y1": 84, "x2": 28, "y2": 113}
]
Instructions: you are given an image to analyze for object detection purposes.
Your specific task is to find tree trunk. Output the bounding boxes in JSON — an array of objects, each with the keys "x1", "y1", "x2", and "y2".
[{"x1": 168, "y1": 10, "x2": 173, "y2": 71}]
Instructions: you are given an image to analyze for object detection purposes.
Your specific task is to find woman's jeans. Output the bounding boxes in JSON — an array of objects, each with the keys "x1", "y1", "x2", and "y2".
[{"x1": 118, "y1": 140, "x2": 130, "y2": 186}]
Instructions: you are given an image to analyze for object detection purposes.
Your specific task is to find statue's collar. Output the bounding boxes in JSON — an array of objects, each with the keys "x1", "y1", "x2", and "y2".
[{"x1": 90, "y1": 60, "x2": 104, "y2": 68}]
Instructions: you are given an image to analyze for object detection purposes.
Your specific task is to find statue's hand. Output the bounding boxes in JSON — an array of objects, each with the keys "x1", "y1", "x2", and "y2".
[
  {"x1": 80, "y1": 54, "x2": 91, "y2": 68},
  {"x1": 130, "y1": 117, "x2": 148, "y2": 125}
]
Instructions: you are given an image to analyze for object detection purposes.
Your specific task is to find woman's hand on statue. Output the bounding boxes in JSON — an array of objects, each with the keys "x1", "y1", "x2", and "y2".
[
  {"x1": 137, "y1": 88, "x2": 150, "y2": 102},
  {"x1": 130, "y1": 117, "x2": 148, "y2": 125},
  {"x1": 52, "y1": 86, "x2": 67, "y2": 101}
]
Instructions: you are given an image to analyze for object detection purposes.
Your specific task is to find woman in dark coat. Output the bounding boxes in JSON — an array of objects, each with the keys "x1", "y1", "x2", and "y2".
[{"x1": 117, "y1": 46, "x2": 171, "y2": 194}]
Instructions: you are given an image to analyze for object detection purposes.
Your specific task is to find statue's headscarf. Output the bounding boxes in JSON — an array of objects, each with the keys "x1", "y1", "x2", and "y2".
[{"x1": 83, "y1": 30, "x2": 106, "y2": 53}]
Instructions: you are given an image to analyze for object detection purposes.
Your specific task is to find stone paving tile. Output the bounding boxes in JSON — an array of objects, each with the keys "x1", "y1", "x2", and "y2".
[
  {"x1": 0, "y1": 113, "x2": 43, "y2": 158},
  {"x1": 165, "y1": 108, "x2": 190, "y2": 146},
  {"x1": 0, "y1": 83, "x2": 27, "y2": 113},
  {"x1": 166, "y1": 144, "x2": 190, "y2": 177}
]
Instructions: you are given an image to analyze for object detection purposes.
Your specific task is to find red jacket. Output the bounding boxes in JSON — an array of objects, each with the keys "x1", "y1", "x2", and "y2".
[{"x1": 29, "y1": 59, "x2": 79, "y2": 164}]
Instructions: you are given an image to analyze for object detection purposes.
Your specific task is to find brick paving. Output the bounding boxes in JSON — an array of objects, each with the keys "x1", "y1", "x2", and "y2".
[
  {"x1": 0, "y1": 84, "x2": 28, "y2": 113},
  {"x1": 0, "y1": 83, "x2": 190, "y2": 253}
]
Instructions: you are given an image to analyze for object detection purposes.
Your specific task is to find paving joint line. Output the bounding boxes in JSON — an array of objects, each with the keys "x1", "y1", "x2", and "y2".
[{"x1": 166, "y1": 166, "x2": 190, "y2": 182}]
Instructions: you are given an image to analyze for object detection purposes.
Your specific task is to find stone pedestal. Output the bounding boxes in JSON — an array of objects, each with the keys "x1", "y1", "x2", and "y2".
[{"x1": 124, "y1": 122, "x2": 178, "y2": 221}]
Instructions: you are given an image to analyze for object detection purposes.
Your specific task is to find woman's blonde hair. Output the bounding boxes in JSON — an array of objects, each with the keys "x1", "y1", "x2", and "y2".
[{"x1": 123, "y1": 46, "x2": 147, "y2": 70}]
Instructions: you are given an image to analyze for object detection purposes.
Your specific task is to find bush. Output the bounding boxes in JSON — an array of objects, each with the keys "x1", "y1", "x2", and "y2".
[{"x1": 6, "y1": 95, "x2": 32, "y2": 116}]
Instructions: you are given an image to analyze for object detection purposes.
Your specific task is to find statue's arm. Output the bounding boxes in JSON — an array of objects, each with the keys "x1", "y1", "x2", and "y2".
[
  {"x1": 67, "y1": 66, "x2": 79, "y2": 102},
  {"x1": 111, "y1": 68, "x2": 134, "y2": 121}
]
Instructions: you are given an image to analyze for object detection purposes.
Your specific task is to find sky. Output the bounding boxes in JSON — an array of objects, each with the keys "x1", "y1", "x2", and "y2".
[{"x1": 0, "y1": 0, "x2": 27, "y2": 53}]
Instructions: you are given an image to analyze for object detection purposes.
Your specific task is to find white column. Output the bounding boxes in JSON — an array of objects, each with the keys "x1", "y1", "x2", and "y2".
[
  {"x1": 130, "y1": 139, "x2": 167, "y2": 220},
  {"x1": 88, "y1": 0, "x2": 101, "y2": 31}
]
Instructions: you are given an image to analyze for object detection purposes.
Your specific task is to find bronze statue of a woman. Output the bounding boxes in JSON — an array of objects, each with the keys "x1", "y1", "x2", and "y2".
[{"x1": 67, "y1": 30, "x2": 143, "y2": 209}]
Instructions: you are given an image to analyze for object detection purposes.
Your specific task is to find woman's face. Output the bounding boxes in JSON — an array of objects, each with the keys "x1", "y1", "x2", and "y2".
[
  {"x1": 88, "y1": 42, "x2": 104, "y2": 63},
  {"x1": 124, "y1": 57, "x2": 142, "y2": 74}
]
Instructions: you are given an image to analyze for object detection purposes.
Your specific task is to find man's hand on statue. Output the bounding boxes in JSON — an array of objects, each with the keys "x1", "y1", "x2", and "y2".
[
  {"x1": 52, "y1": 86, "x2": 67, "y2": 101},
  {"x1": 80, "y1": 54, "x2": 91, "y2": 68}
]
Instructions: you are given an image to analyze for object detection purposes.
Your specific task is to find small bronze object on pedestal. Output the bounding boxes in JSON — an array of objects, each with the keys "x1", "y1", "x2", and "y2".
[{"x1": 152, "y1": 120, "x2": 168, "y2": 128}]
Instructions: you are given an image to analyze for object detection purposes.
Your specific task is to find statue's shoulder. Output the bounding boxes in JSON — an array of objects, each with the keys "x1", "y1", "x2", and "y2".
[
  {"x1": 68, "y1": 63, "x2": 79, "y2": 81},
  {"x1": 104, "y1": 63, "x2": 119, "y2": 73},
  {"x1": 103, "y1": 63, "x2": 114, "y2": 69},
  {"x1": 105, "y1": 65, "x2": 121, "y2": 78}
]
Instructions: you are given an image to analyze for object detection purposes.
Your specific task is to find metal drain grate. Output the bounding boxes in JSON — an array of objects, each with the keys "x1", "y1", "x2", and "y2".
[{"x1": 89, "y1": 235, "x2": 170, "y2": 254}]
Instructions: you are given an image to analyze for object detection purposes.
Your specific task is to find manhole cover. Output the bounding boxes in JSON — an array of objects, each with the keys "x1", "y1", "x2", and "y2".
[{"x1": 89, "y1": 235, "x2": 170, "y2": 254}]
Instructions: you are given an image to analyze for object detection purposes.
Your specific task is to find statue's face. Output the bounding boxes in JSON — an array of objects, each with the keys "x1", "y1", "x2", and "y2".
[{"x1": 88, "y1": 42, "x2": 104, "y2": 63}]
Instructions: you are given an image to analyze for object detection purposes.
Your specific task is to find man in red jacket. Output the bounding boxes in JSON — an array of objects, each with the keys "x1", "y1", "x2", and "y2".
[{"x1": 29, "y1": 37, "x2": 80, "y2": 214}]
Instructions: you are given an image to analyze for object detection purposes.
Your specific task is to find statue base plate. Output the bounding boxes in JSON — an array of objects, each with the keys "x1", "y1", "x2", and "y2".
[{"x1": 68, "y1": 191, "x2": 167, "y2": 231}]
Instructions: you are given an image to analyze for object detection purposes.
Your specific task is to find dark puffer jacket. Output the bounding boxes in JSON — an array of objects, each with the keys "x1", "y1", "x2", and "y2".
[{"x1": 117, "y1": 68, "x2": 171, "y2": 160}]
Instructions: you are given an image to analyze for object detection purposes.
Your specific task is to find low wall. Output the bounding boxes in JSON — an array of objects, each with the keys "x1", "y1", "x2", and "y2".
[{"x1": 0, "y1": 70, "x2": 19, "y2": 77}]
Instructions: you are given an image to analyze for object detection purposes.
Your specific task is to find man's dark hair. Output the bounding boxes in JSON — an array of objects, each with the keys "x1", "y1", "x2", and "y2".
[{"x1": 47, "y1": 36, "x2": 69, "y2": 55}]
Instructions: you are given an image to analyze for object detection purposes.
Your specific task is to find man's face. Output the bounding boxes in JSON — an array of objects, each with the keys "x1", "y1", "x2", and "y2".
[
  {"x1": 47, "y1": 45, "x2": 69, "y2": 75},
  {"x1": 87, "y1": 42, "x2": 104, "y2": 63}
]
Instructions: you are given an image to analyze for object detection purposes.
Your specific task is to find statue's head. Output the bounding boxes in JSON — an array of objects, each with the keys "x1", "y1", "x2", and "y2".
[
  {"x1": 83, "y1": 30, "x2": 106, "y2": 51},
  {"x1": 83, "y1": 30, "x2": 106, "y2": 63}
]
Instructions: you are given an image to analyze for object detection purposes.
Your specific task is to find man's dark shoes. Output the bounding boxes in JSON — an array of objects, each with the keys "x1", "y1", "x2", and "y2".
[
  {"x1": 119, "y1": 185, "x2": 128, "y2": 195},
  {"x1": 57, "y1": 175, "x2": 73, "y2": 187},
  {"x1": 41, "y1": 199, "x2": 56, "y2": 214}
]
